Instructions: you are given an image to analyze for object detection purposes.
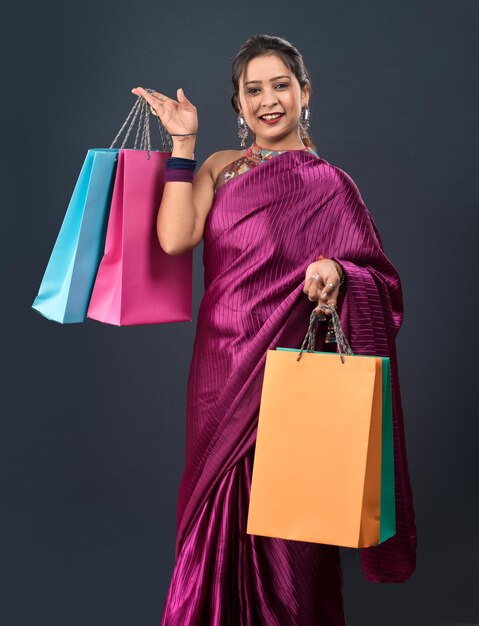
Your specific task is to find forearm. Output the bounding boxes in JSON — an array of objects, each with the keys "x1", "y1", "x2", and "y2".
[{"x1": 157, "y1": 137, "x2": 197, "y2": 255}]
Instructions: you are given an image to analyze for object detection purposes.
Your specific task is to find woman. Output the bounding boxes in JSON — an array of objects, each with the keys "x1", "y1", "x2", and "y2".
[{"x1": 133, "y1": 34, "x2": 416, "y2": 626}]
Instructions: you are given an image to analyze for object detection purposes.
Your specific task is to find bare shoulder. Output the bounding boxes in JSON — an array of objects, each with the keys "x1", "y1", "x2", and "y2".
[{"x1": 208, "y1": 149, "x2": 245, "y2": 183}]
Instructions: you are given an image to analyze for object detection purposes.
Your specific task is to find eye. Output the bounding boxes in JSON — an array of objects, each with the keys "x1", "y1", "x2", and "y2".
[{"x1": 247, "y1": 83, "x2": 289, "y2": 95}]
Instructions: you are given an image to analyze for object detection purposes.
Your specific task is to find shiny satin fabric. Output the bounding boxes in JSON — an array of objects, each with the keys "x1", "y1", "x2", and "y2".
[{"x1": 160, "y1": 150, "x2": 416, "y2": 625}]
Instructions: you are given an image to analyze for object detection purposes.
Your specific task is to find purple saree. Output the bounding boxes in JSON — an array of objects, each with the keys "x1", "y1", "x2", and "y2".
[{"x1": 160, "y1": 149, "x2": 417, "y2": 625}]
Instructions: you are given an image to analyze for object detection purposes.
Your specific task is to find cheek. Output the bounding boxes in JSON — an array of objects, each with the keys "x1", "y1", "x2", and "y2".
[
  {"x1": 244, "y1": 102, "x2": 258, "y2": 124},
  {"x1": 283, "y1": 94, "x2": 299, "y2": 111},
  {"x1": 285, "y1": 99, "x2": 300, "y2": 117}
]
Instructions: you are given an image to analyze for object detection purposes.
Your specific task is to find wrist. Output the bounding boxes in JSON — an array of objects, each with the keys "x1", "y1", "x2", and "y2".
[
  {"x1": 171, "y1": 137, "x2": 196, "y2": 159},
  {"x1": 165, "y1": 155, "x2": 197, "y2": 183}
]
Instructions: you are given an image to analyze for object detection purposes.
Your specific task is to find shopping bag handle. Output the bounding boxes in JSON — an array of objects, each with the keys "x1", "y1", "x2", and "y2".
[
  {"x1": 296, "y1": 305, "x2": 353, "y2": 364},
  {"x1": 109, "y1": 89, "x2": 173, "y2": 158}
]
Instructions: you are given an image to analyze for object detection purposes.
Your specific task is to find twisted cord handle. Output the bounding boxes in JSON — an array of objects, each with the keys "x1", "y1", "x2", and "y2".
[
  {"x1": 143, "y1": 87, "x2": 173, "y2": 152},
  {"x1": 143, "y1": 97, "x2": 152, "y2": 155},
  {"x1": 156, "y1": 113, "x2": 173, "y2": 152},
  {"x1": 109, "y1": 88, "x2": 173, "y2": 156},
  {"x1": 134, "y1": 97, "x2": 146, "y2": 149},
  {"x1": 296, "y1": 305, "x2": 353, "y2": 364},
  {"x1": 109, "y1": 97, "x2": 143, "y2": 149}
]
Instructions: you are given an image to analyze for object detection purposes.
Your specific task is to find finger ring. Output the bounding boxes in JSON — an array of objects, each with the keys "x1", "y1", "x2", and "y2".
[
  {"x1": 325, "y1": 282, "x2": 335, "y2": 288},
  {"x1": 309, "y1": 274, "x2": 320, "y2": 281}
]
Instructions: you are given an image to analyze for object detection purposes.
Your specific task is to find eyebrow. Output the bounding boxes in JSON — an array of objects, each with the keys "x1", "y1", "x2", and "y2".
[{"x1": 243, "y1": 74, "x2": 291, "y2": 86}]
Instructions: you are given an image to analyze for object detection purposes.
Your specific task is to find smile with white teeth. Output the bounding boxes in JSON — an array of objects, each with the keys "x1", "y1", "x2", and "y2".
[{"x1": 260, "y1": 113, "x2": 283, "y2": 120}]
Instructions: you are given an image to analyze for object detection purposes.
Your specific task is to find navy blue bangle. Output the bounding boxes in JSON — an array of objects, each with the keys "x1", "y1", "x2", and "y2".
[{"x1": 166, "y1": 157, "x2": 197, "y2": 170}]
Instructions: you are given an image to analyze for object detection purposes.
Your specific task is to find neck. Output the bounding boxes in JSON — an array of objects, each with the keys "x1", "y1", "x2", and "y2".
[
  {"x1": 252, "y1": 135, "x2": 308, "y2": 151},
  {"x1": 253, "y1": 140, "x2": 308, "y2": 151}
]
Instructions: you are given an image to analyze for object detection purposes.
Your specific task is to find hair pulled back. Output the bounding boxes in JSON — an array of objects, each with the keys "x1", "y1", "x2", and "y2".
[{"x1": 230, "y1": 34, "x2": 316, "y2": 150}]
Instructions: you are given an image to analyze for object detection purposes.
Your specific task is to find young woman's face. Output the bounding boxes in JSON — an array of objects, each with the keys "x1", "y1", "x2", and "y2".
[{"x1": 237, "y1": 53, "x2": 310, "y2": 151}]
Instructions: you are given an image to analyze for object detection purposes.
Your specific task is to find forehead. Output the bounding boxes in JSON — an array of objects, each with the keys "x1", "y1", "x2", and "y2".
[{"x1": 242, "y1": 54, "x2": 291, "y2": 82}]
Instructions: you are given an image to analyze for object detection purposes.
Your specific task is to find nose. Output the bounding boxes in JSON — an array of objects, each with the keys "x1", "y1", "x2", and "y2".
[{"x1": 260, "y1": 88, "x2": 280, "y2": 108}]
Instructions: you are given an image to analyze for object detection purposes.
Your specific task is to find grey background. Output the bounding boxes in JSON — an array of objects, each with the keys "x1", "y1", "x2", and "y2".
[{"x1": 3, "y1": 0, "x2": 478, "y2": 624}]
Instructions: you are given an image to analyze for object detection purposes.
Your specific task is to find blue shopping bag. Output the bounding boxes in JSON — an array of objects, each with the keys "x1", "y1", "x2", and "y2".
[
  {"x1": 32, "y1": 148, "x2": 119, "y2": 323},
  {"x1": 32, "y1": 91, "x2": 174, "y2": 324}
]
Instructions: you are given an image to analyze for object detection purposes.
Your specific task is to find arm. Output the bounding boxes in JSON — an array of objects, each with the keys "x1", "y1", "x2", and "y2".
[
  {"x1": 157, "y1": 137, "x2": 217, "y2": 255},
  {"x1": 130, "y1": 86, "x2": 216, "y2": 256}
]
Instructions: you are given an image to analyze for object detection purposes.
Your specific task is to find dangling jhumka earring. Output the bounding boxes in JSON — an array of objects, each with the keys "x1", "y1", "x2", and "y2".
[
  {"x1": 298, "y1": 104, "x2": 311, "y2": 138},
  {"x1": 237, "y1": 112, "x2": 249, "y2": 147}
]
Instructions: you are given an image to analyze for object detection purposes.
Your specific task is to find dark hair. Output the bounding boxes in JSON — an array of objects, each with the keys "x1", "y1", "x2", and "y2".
[{"x1": 230, "y1": 34, "x2": 316, "y2": 150}]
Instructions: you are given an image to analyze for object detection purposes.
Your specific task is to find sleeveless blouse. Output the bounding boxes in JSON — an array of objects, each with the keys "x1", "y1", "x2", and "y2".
[{"x1": 213, "y1": 142, "x2": 319, "y2": 192}]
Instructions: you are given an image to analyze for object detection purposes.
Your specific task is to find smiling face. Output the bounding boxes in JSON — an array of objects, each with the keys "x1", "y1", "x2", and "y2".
[{"x1": 236, "y1": 53, "x2": 311, "y2": 151}]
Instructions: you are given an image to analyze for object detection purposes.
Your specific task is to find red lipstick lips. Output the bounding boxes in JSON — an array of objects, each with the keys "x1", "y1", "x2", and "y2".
[{"x1": 259, "y1": 113, "x2": 284, "y2": 125}]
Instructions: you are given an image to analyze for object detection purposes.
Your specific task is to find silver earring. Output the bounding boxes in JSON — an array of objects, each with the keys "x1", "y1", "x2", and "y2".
[
  {"x1": 237, "y1": 112, "x2": 249, "y2": 147},
  {"x1": 299, "y1": 105, "x2": 311, "y2": 138}
]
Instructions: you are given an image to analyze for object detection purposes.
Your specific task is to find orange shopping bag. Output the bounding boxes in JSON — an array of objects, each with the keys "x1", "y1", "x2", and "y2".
[{"x1": 247, "y1": 305, "x2": 394, "y2": 548}]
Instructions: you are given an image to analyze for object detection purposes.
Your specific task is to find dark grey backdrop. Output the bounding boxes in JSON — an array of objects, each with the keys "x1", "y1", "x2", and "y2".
[{"x1": 4, "y1": 1, "x2": 478, "y2": 625}]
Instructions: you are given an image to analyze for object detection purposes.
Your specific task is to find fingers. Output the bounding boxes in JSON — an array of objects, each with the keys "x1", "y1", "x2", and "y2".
[
  {"x1": 303, "y1": 273, "x2": 323, "y2": 302},
  {"x1": 131, "y1": 86, "x2": 168, "y2": 101},
  {"x1": 303, "y1": 275, "x2": 325, "y2": 319},
  {"x1": 303, "y1": 269, "x2": 340, "y2": 316},
  {"x1": 176, "y1": 87, "x2": 196, "y2": 110},
  {"x1": 315, "y1": 281, "x2": 339, "y2": 317},
  {"x1": 131, "y1": 86, "x2": 169, "y2": 114},
  {"x1": 177, "y1": 87, "x2": 187, "y2": 102},
  {"x1": 320, "y1": 280, "x2": 339, "y2": 304}
]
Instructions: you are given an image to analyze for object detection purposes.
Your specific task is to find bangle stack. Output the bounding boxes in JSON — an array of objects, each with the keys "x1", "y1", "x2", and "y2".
[{"x1": 164, "y1": 156, "x2": 197, "y2": 183}]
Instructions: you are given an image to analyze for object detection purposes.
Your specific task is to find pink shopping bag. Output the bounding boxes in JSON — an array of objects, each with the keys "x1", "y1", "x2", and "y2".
[{"x1": 87, "y1": 147, "x2": 192, "y2": 326}]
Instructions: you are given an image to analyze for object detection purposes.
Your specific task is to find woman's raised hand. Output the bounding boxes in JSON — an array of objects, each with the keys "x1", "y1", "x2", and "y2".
[
  {"x1": 131, "y1": 86, "x2": 198, "y2": 139},
  {"x1": 303, "y1": 259, "x2": 343, "y2": 316}
]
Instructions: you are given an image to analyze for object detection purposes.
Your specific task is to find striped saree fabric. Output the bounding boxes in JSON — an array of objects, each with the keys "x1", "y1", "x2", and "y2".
[{"x1": 160, "y1": 148, "x2": 416, "y2": 625}]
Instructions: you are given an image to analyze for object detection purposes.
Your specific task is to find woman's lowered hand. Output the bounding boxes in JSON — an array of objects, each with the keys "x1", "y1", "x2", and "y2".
[{"x1": 303, "y1": 258, "x2": 343, "y2": 316}]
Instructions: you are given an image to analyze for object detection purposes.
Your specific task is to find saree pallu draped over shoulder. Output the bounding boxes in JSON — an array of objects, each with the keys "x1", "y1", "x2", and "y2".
[{"x1": 160, "y1": 150, "x2": 417, "y2": 626}]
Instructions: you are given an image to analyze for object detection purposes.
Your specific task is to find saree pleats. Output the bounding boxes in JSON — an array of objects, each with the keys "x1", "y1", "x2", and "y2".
[{"x1": 161, "y1": 446, "x2": 345, "y2": 625}]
